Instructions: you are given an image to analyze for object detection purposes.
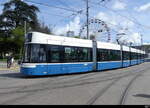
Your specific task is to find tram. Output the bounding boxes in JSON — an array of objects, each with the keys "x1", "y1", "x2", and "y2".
[{"x1": 21, "y1": 32, "x2": 146, "y2": 76}]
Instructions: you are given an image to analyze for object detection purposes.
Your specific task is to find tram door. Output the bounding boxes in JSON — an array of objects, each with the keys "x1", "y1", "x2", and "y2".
[{"x1": 47, "y1": 45, "x2": 62, "y2": 75}]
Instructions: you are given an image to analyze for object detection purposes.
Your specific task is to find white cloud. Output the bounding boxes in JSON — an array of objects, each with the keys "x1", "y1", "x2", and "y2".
[
  {"x1": 135, "y1": 2, "x2": 150, "y2": 12},
  {"x1": 143, "y1": 42, "x2": 150, "y2": 45},
  {"x1": 95, "y1": 12, "x2": 135, "y2": 31},
  {"x1": 55, "y1": 16, "x2": 81, "y2": 36},
  {"x1": 0, "y1": 6, "x2": 3, "y2": 14},
  {"x1": 118, "y1": 32, "x2": 142, "y2": 45},
  {"x1": 120, "y1": 20, "x2": 134, "y2": 29},
  {"x1": 129, "y1": 33, "x2": 141, "y2": 44},
  {"x1": 95, "y1": 12, "x2": 117, "y2": 28},
  {"x1": 55, "y1": 11, "x2": 140, "y2": 45},
  {"x1": 96, "y1": 12, "x2": 109, "y2": 21},
  {"x1": 112, "y1": 0, "x2": 127, "y2": 10}
]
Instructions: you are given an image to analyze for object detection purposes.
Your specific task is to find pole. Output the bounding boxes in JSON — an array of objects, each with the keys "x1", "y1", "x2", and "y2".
[
  {"x1": 120, "y1": 44, "x2": 123, "y2": 67},
  {"x1": 129, "y1": 42, "x2": 132, "y2": 66},
  {"x1": 141, "y1": 34, "x2": 143, "y2": 47},
  {"x1": 86, "y1": 0, "x2": 89, "y2": 39},
  {"x1": 21, "y1": 21, "x2": 27, "y2": 62},
  {"x1": 141, "y1": 34, "x2": 144, "y2": 62},
  {"x1": 92, "y1": 39, "x2": 97, "y2": 71},
  {"x1": 24, "y1": 21, "x2": 27, "y2": 38}
]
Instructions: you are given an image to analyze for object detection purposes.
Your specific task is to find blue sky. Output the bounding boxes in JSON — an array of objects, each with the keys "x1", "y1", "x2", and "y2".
[{"x1": 0, "y1": 0, "x2": 150, "y2": 45}]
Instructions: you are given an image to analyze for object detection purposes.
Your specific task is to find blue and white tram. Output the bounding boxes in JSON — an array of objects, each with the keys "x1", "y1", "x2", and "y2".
[{"x1": 21, "y1": 32, "x2": 146, "y2": 76}]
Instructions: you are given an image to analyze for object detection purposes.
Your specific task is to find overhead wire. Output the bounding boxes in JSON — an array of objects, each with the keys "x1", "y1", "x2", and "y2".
[
  {"x1": 57, "y1": 0, "x2": 75, "y2": 11},
  {"x1": 96, "y1": 1, "x2": 150, "y2": 29},
  {"x1": 24, "y1": 0, "x2": 78, "y2": 13},
  {"x1": 86, "y1": 0, "x2": 149, "y2": 41}
]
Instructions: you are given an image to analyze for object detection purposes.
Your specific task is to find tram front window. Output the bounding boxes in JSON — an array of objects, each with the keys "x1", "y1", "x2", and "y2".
[
  {"x1": 24, "y1": 44, "x2": 46, "y2": 63},
  {"x1": 24, "y1": 44, "x2": 30, "y2": 63}
]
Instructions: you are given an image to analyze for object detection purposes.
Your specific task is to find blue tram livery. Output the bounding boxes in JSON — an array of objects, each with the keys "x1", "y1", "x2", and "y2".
[{"x1": 21, "y1": 32, "x2": 146, "y2": 76}]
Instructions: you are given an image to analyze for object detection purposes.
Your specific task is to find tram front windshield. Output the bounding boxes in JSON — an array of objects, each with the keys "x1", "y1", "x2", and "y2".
[{"x1": 23, "y1": 44, "x2": 47, "y2": 63}]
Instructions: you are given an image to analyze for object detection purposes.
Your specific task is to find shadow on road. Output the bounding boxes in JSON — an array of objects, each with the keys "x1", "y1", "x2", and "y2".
[
  {"x1": 0, "y1": 72, "x2": 27, "y2": 79},
  {"x1": 134, "y1": 94, "x2": 150, "y2": 99}
]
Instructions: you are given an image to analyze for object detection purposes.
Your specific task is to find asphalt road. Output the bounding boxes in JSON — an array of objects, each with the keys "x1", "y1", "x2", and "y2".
[{"x1": 0, "y1": 62, "x2": 150, "y2": 105}]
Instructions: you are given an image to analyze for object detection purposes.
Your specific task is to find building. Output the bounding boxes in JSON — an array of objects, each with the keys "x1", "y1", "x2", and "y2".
[
  {"x1": 66, "y1": 31, "x2": 75, "y2": 37},
  {"x1": 134, "y1": 44, "x2": 150, "y2": 58}
]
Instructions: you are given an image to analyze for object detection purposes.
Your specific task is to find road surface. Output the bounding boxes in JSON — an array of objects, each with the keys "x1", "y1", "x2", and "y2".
[{"x1": 0, "y1": 62, "x2": 150, "y2": 105}]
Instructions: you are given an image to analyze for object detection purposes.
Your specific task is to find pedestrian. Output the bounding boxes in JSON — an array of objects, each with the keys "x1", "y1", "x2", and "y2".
[
  {"x1": 7, "y1": 55, "x2": 12, "y2": 68},
  {"x1": 11, "y1": 56, "x2": 14, "y2": 67}
]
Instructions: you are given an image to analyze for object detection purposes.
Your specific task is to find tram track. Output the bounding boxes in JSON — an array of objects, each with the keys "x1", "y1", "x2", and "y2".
[
  {"x1": 1, "y1": 65, "x2": 150, "y2": 105},
  {"x1": 0, "y1": 70, "x2": 142, "y2": 105},
  {"x1": 86, "y1": 67, "x2": 150, "y2": 105},
  {"x1": 0, "y1": 63, "x2": 149, "y2": 105},
  {"x1": 119, "y1": 72, "x2": 143, "y2": 105},
  {"x1": 2, "y1": 67, "x2": 149, "y2": 105},
  {"x1": 0, "y1": 71, "x2": 100, "y2": 90},
  {"x1": 0, "y1": 63, "x2": 148, "y2": 94},
  {"x1": 0, "y1": 64, "x2": 146, "y2": 91},
  {"x1": 53, "y1": 63, "x2": 148, "y2": 85}
]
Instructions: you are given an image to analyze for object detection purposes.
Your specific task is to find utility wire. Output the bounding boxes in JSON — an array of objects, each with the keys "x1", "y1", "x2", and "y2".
[
  {"x1": 24, "y1": 0, "x2": 85, "y2": 21},
  {"x1": 57, "y1": 0, "x2": 75, "y2": 11},
  {"x1": 40, "y1": 11, "x2": 75, "y2": 18},
  {"x1": 24, "y1": 0, "x2": 78, "y2": 13},
  {"x1": 89, "y1": 1, "x2": 150, "y2": 29}
]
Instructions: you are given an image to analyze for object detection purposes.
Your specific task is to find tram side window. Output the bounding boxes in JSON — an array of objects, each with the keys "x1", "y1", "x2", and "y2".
[
  {"x1": 98, "y1": 49, "x2": 109, "y2": 61},
  {"x1": 39, "y1": 45, "x2": 47, "y2": 62},
  {"x1": 136, "y1": 53, "x2": 138, "y2": 59},
  {"x1": 30, "y1": 45, "x2": 40, "y2": 63},
  {"x1": 98, "y1": 49, "x2": 121, "y2": 61},
  {"x1": 64, "y1": 47, "x2": 78, "y2": 62},
  {"x1": 78, "y1": 48, "x2": 92, "y2": 62},
  {"x1": 49, "y1": 46, "x2": 60, "y2": 63},
  {"x1": 30, "y1": 44, "x2": 47, "y2": 63},
  {"x1": 131, "y1": 52, "x2": 133, "y2": 60},
  {"x1": 132, "y1": 53, "x2": 137, "y2": 60},
  {"x1": 64, "y1": 47, "x2": 92, "y2": 62},
  {"x1": 142, "y1": 54, "x2": 145, "y2": 59},
  {"x1": 109, "y1": 50, "x2": 121, "y2": 61},
  {"x1": 24, "y1": 45, "x2": 30, "y2": 62},
  {"x1": 138, "y1": 53, "x2": 141, "y2": 59},
  {"x1": 123, "y1": 51, "x2": 130, "y2": 60}
]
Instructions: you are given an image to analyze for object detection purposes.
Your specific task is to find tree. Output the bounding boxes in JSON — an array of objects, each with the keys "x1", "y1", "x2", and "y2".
[
  {"x1": 0, "y1": 0, "x2": 39, "y2": 59},
  {"x1": 11, "y1": 26, "x2": 25, "y2": 58},
  {"x1": 0, "y1": 0, "x2": 54, "y2": 59},
  {"x1": 33, "y1": 21, "x2": 53, "y2": 34},
  {"x1": 2, "y1": 0, "x2": 39, "y2": 29},
  {"x1": 74, "y1": 36, "x2": 80, "y2": 38}
]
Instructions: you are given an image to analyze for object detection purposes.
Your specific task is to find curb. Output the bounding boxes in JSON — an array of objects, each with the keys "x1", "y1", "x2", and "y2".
[{"x1": 0, "y1": 66, "x2": 20, "y2": 71}]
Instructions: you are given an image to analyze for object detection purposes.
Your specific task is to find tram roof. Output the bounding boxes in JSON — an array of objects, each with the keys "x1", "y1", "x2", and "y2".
[{"x1": 28, "y1": 32, "x2": 145, "y2": 54}]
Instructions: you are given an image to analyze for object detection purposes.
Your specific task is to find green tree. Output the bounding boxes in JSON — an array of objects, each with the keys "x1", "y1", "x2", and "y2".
[
  {"x1": 0, "y1": 0, "x2": 54, "y2": 59},
  {"x1": 74, "y1": 36, "x2": 80, "y2": 38},
  {"x1": 0, "y1": 0, "x2": 39, "y2": 59},
  {"x1": 2, "y1": 0, "x2": 39, "y2": 29},
  {"x1": 11, "y1": 26, "x2": 25, "y2": 58},
  {"x1": 34, "y1": 21, "x2": 53, "y2": 34}
]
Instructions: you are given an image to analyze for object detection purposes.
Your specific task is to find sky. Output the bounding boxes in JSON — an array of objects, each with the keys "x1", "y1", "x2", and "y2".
[{"x1": 0, "y1": 0, "x2": 150, "y2": 45}]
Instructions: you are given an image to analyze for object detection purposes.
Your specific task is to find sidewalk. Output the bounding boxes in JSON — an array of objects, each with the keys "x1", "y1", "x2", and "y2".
[{"x1": 0, "y1": 62, "x2": 20, "y2": 71}]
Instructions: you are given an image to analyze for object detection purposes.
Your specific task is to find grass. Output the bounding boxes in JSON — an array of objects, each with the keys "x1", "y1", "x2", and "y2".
[{"x1": 0, "y1": 59, "x2": 7, "y2": 62}]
